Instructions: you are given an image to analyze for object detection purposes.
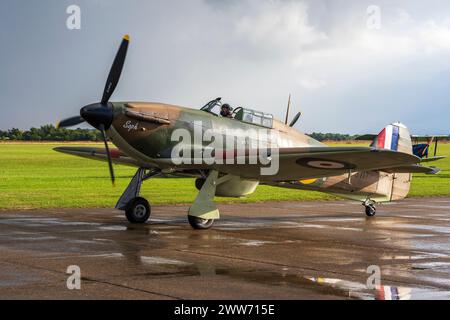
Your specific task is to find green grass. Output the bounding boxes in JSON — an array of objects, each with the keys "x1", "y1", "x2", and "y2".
[{"x1": 0, "y1": 142, "x2": 448, "y2": 209}]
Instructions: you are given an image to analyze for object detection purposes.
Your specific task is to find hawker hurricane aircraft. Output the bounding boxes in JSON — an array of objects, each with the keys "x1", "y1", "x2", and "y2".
[{"x1": 56, "y1": 35, "x2": 445, "y2": 229}]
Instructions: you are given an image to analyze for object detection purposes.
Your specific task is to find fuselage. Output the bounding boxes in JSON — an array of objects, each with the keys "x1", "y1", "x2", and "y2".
[
  {"x1": 106, "y1": 101, "x2": 324, "y2": 168},
  {"x1": 103, "y1": 102, "x2": 411, "y2": 202}
]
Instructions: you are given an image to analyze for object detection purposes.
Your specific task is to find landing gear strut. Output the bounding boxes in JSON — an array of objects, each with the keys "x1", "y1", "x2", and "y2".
[
  {"x1": 363, "y1": 199, "x2": 377, "y2": 217},
  {"x1": 187, "y1": 170, "x2": 233, "y2": 230},
  {"x1": 116, "y1": 168, "x2": 228, "y2": 230},
  {"x1": 116, "y1": 168, "x2": 159, "y2": 224}
]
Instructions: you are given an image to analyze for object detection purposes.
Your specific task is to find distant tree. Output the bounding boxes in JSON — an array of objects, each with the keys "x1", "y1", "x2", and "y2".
[
  {"x1": 0, "y1": 125, "x2": 102, "y2": 141},
  {"x1": 308, "y1": 132, "x2": 355, "y2": 142}
]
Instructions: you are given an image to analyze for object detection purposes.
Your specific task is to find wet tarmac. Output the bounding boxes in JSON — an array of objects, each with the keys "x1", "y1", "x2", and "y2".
[{"x1": 1, "y1": 197, "x2": 450, "y2": 300}]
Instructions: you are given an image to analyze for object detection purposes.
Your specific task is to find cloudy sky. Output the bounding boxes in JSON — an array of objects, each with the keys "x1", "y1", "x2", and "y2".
[{"x1": 1, "y1": 0, "x2": 449, "y2": 134}]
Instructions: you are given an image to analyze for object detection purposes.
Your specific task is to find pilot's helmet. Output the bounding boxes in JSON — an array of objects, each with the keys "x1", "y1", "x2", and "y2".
[{"x1": 221, "y1": 103, "x2": 233, "y2": 111}]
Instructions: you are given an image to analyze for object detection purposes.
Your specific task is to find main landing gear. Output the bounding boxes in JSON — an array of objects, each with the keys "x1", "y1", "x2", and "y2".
[
  {"x1": 116, "y1": 168, "x2": 226, "y2": 230},
  {"x1": 116, "y1": 168, "x2": 159, "y2": 224},
  {"x1": 363, "y1": 199, "x2": 377, "y2": 217},
  {"x1": 186, "y1": 170, "x2": 228, "y2": 230}
]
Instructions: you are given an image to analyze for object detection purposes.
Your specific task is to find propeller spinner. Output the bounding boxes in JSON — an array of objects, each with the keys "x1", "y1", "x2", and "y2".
[{"x1": 57, "y1": 34, "x2": 130, "y2": 185}]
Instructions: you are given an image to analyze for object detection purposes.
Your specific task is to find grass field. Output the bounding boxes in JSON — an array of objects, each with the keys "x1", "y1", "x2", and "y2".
[{"x1": 0, "y1": 142, "x2": 448, "y2": 209}]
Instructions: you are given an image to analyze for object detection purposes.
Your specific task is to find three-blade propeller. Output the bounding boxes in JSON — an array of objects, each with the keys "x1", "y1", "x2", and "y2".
[{"x1": 57, "y1": 35, "x2": 130, "y2": 185}]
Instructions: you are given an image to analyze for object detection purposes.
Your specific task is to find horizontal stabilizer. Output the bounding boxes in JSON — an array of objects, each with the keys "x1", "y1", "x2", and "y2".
[
  {"x1": 411, "y1": 135, "x2": 449, "y2": 141},
  {"x1": 420, "y1": 156, "x2": 446, "y2": 163}
]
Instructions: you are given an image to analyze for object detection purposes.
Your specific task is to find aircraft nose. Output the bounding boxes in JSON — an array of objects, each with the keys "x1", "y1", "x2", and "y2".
[{"x1": 80, "y1": 103, "x2": 113, "y2": 130}]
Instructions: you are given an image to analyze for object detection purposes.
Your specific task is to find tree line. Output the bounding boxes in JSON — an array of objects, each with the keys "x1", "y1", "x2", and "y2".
[
  {"x1": 307, "y1": 132, "x2": 355, "y2": 141},
  {"x1": 0, "y1": 125, "x2": 360, "y2": 142},
  {"x1": 0, "y1": 125, "x2": 102, "y2": 141}
]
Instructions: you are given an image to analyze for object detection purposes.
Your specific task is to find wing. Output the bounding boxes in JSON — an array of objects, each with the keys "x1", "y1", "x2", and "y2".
[
  {"x1": 210, "y1": 147, "x2": 421, "y2": 181},
  {"x1": 53, "y1": 146, "x2": 203, "y2": 178},
  {"x1": 54, "y1": 146, "x2": 141, "y2": 167},
  {"x1": 55, "y1": 146, "x2": 422, "y2": 181}
]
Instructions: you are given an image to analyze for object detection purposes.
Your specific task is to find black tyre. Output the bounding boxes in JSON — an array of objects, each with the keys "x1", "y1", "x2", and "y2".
[
  {"x1": 126, "y1": 197, "x2": 151, "y2": 223},
  {"x1": 188, "y1": 215, "x2": 214, "y2": 230},
  {"x1": 365, "y1": 204, "x2": 376, "y2": 217},
  {"x1": 195, "y1": 178, "x2": 206, "y2": 190}
]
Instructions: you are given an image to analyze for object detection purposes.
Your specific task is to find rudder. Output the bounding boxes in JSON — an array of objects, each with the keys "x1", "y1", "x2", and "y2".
[
  {"x1": 371, "y1": 122, "x2": 413, "y2": 201},
  {"x1": 371, "y1": 122, "x2": 412, "y2": 155}
]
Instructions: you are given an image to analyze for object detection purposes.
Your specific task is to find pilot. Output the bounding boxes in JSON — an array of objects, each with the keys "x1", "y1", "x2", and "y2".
[{"x1": 220, "y1": 104, "x2": 233, "y2": 118}]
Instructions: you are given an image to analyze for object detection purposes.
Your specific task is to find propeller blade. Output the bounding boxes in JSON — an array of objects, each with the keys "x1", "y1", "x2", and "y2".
[
  {"x1": 289, "y1": 112, "x2": 302, "y2": 127},
  {"x1": 99, "y1": 124, "x2": 116, "y2": 186},
  {"x1": 101, "y1": 35, "x2": 130, "y2": 104},
  {"x1": 284, "y1": 93, "x2": 291, "y2": 125},
  {"x1": 57, "y1": 116, "x2": 85, "y2": 128}
]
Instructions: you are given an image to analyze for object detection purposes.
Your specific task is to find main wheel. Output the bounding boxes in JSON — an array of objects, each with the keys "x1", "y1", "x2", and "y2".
[
  {"x1": 195, "y1": 178, "x2": 206, "y2": 190},
  {"x1": 188, "y1": 215, "x2": 214, "y2": 230},
  {"x1": 126, "y1": 197, "x2": 151, "y2": 223},
  {"x1": 365, "y1": 204, "x2": 376, "y2": 217}
]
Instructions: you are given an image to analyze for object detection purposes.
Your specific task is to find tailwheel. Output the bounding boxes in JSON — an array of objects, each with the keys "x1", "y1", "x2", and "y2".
[
  {"x1": 364, "y1": 204, "x2": 376, "y2": 217},
  {"x1": 188, "y1": 215, "x2": 214, "y2": 230},
  {"x1": 363, "y1": 199, "x2": 376, "y2": 217},
  {"x1": 126, "y1": 197, "x2": 151, "y2": 223}
]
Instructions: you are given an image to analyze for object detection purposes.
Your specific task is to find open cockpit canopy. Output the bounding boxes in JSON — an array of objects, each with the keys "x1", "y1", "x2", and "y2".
[{"x1": 200, "y1": 97, "x2": 273, "y2": 128}]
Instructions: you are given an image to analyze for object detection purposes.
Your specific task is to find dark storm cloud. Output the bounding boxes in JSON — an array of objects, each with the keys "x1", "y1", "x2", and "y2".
[{"x1": 0, "y1": 0, "x2": 449, "y2": 134}]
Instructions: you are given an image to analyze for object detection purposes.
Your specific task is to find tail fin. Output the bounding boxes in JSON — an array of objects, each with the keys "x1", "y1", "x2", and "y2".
[
  {"x1": 371, "y1": 123, "x2": 413, "y2": 201},
  {"x1": 371, "y1": 122, "x2": 412, "y2": 154}
]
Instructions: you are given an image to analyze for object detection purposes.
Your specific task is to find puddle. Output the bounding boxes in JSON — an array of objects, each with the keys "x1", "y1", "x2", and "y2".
[
  {"x1": 80, "y1": 253, "x2": 124, "y2": 259},
  {"x1": 140, "y1": 256, "x2": 192, "y2": 266},
  {"x1": 99, "y1": 225, "x2": 127, "y2": 231},
  {"x1": 0, "y1": 218, "x2": 100, "y2": 227},
  {"x1": 381, "y1": 252, "x2": 447, "y2": 261},
  {"x1": 240, "y1": 240, "x2": 276, "y2": 247},
  {"x1": 279, "y1": 221, "x2": 362, "y2": 232},
  {"x1": 390, "y1": 223, "x2": 450, "y2": 234},
  {"x1": 305, "y1": 276, "x2": 450, "y2": 299},
  {"x1": 9, "y1": 236, "x2": 58, "y2": 241},
  {"x1": 313, "y1": 218, "x2": 361, "y2": 222},
  {"x1": 141, "y1": 260, "x2": 450, "y2": 300},
  {"x1": 406, "y1": 205, "x2": 450, "y2": 210},
  {"x1": 412, "y1": 262, "x2": 450, "y2": 270}
]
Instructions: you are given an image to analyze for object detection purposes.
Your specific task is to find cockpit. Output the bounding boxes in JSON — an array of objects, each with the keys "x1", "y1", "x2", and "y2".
[{"x1": 200, "y1": 97, "x2": 274, "y2": 129}]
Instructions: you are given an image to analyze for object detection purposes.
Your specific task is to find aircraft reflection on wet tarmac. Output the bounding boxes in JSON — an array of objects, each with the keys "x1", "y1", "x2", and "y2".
[{"x1": 1, "y1": 197, "x2": 450, "y2": 299}]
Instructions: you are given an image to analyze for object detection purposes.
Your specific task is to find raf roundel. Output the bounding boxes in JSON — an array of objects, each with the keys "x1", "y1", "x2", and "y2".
[
  {"x1": 296, "y1": 157, "x2": 356, "y2": 170},
  {"x1": 307, "y1": 160, "x2": 345, "y2": 169}
]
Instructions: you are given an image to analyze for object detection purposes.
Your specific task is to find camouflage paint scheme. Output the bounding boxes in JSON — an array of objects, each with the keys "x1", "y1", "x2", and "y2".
[
  {"x1": 56, "y1": 101, "x2": 436, "y2": 204},
  {"x1": 53, "y1": 35, "x2": 446, "y2": 225}
]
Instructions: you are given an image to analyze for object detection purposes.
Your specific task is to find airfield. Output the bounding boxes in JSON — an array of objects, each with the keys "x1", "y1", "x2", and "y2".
[
  {"x1": 1, "y1": 197, "x2": 450, "y2": 299},
  {"x1": 0, "y1": 142, "x2": 449, "y2": 299}
]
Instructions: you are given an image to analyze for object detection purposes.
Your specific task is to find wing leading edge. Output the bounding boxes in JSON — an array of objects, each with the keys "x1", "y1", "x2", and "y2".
[{"x1": 54, "y1": 146, "x2": 140, "y2": 167}]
